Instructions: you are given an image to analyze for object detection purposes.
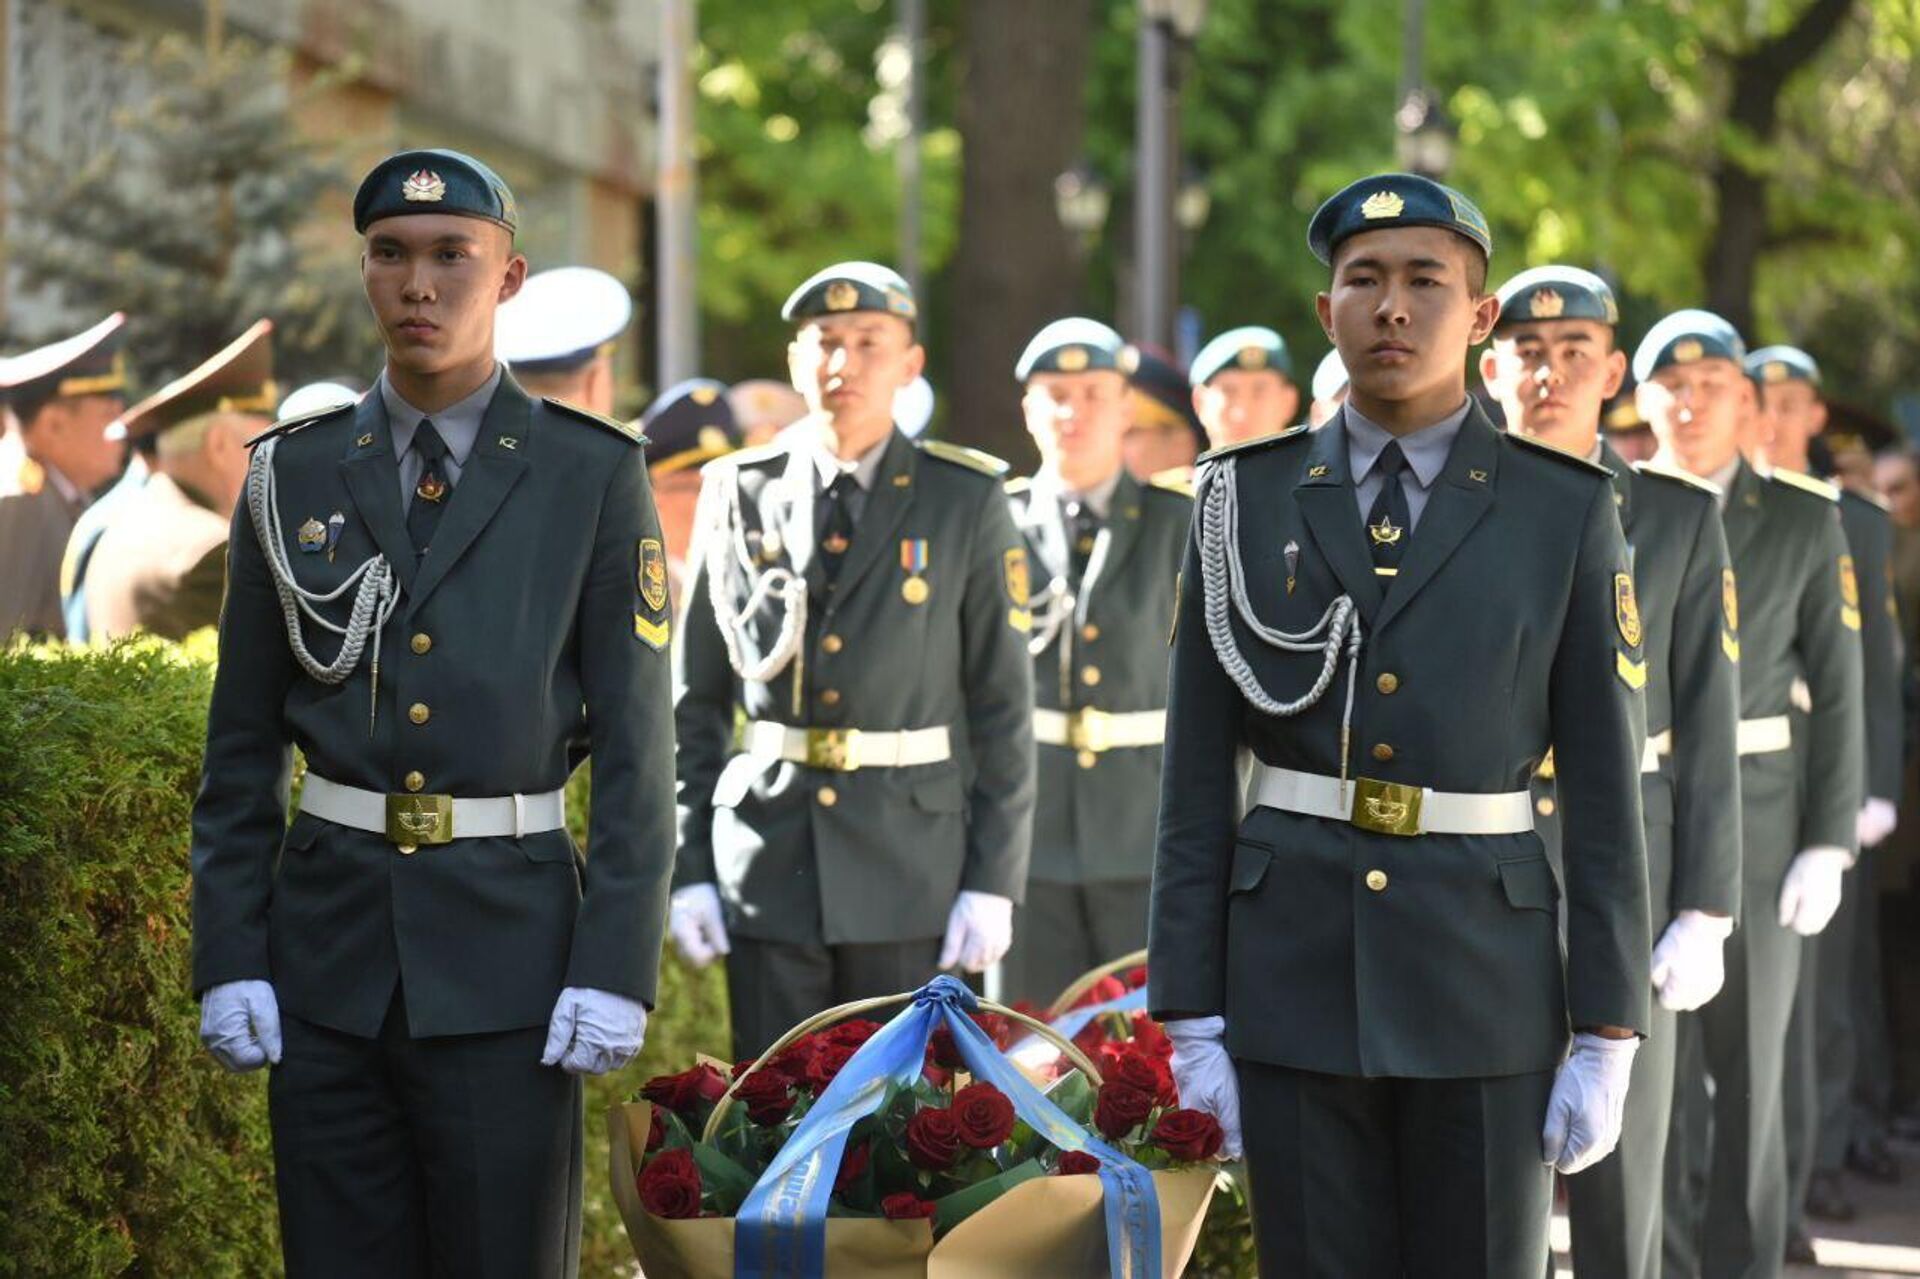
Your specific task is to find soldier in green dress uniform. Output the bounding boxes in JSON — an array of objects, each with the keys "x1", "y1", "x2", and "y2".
[{"x1": 1190, "y1": 325, "x2": 1301, "y2": 450}]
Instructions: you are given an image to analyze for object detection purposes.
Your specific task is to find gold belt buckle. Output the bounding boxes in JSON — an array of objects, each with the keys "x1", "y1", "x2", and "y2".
[
  {"x1": 1067, "y1": 709, "x2": 1112, "y2": 754},
  {"x1": 1350, "y1": 777, "x2": 1422, "y2": 837},
  {"x1": 804, "y1": 728, "x2": 861, "y2": 772},
  {"x1": 387, "y1": 793, "x2": 454, "y2": 848}
]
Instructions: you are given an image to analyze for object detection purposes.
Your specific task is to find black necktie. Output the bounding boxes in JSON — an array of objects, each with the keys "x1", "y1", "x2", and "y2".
[
  {"x1": 1366, "y1": 441, "x2": 1412, "y2": 574},
  {"x1": 819, "y1": 473, "x2": 858, "y2": 581},
  {"x1": 1065, "y1": 499, "x2": 1101, "y2": 585},
  {"x1": 407, "y1": 421, "x2": 454, "y2": 557}
]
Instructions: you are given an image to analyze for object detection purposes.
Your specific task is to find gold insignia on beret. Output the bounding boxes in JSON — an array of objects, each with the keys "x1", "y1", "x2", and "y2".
[
  {"x1": 690, "y1": 386, "x2": 719, "y2": 406},
  {"x1": 1360, "y1": 190, "x2": 1406, "y2": 220},
  {"x1": 1763, "y1": 361, "x2": 1790, "y2": 383},
  {"x1": 697, "y1": 426, "x2": 729, "y2": 454},
  {"x1": 824, "y1": 281, "x2": 861, "y2": 311},
  {"x1": 638, "y1": 537, "x2": 670, "y2": 613},
  {"x1": 1528, "y1": 289, "x2": 1565, "y2": 320},
  {"x1": 402, "y1": 170, "x2": 447, "y2": 203},
  {"x1": 1238, "y1": 345, "x2": 1269, "y2": 370},
  {"x1": 1672, "y1": 338, "x2": 1704, "y2": 364},
  {"x1": 1615, "y1": 572, "x2": 1643, "y2": 648},
  {"x1": 1056, "y1": 346, "x2": 1090, "y2": 372}
]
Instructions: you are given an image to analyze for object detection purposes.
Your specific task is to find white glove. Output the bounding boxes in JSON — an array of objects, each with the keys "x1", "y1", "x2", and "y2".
[
  {"x1": 1165, "y1": 1016, "x2": 1243, "y2": 1160},
  {"x1": 540, "y1": 986, "x2": 649, "y2": 1076},
  {"x1": 668, "y1": 883, "x2": 731, "y2": 967},
  {"x1": 199, "y1": 979, "x2": 283, "y2": 1073},
  {"x1": 1778, "y1": 846, "x2": 1850, "y2": 936},
  {"x1": 1649, "y1": 910, "x2": 1734, "y2": 1012},
  {"x1": 1857, "y1": 798, "x2": 1898, "y2": 850},
  {"x1": 1542, "y1": 1032, "x2": 1640, "y2": 1174},
  {"x1": 938, "y1": 890, "x2": 1013, "y2": 972}
]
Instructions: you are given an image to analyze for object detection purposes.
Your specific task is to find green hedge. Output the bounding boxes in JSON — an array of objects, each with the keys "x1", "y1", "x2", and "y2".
[{"x1": 0, "y1": 637, "x2": 729, "y2": 1277}]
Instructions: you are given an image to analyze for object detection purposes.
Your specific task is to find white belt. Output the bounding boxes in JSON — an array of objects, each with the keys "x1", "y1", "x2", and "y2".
[
  {"x1": 1738, "y1": 715, "x2": 1792, "y2": 756},
  {"x1": 743, "y1": 720, "x2": 951, "y2": 772},
  {"x1": 1032, "y1": 707, "x2": 1166, "y2": 752},
  {"x1": 1643, "y1": 730, "x2": 1672, "y2": 774},
  {"x1": 299, "y1": 773, "x2": 566, "y2": 847},
  {"x1": 1249, "y1": 764, "x2": 1533, "y2": 837}
]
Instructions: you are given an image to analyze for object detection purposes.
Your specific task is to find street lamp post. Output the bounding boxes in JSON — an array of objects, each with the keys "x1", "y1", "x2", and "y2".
[
  {"x1": 1394, "y1": 0, "x2": 1455, "y2": 179},
  {"x1": 657, "y1": 0, "x2": 699, "y2": 387},
  {"x1": 1134, "y1": 0, "x2": 1207, "y2": 350}
]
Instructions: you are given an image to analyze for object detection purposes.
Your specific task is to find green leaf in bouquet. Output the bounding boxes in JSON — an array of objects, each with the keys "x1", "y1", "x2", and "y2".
[
  {"x1": 656, "y1": 1106, "x2": 697, "y2": 1152},
  {"x1": 930, "y1": 1158, "x2": 1045, "y2": 1235},
  {"x1": 1043, "y1": 1070, "x2": 1093, "y2": 1125},
  {"x1": 871, "y1": 1128, "x2": 923, "y2": 1199},
  {"x1": 691, "y1": 1141, "x2": 759, "y2": 1217}
]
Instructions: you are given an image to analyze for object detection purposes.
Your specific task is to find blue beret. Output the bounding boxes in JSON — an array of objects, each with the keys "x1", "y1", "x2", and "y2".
[
  {"x1": 1494, "y1": 265, "x2": 1619, "y2": 329},
  {"x1": 1745, "y1": 345, "x2": 1821, "y2": 389},
  {"x1": 782, "y1": 262, "x2": 917, "y2": 324},
  {"x1": 1632, "y1": 309, "x2": 1747, "y2": 384},
  {"x1": 496, "y1": 267, "x2": 633, "y2": 374},
  {"x1": 1311, "y1": 350, "x2": 1349, "y2": 403},
  {"x1": 1308, "y1": 172, "x2": 1492, "y2": 267},
  {"x1": 1190, "y1": 326, "x2": 1293, "y2": 387},
  {"x1": 642, "y1": 379, "x2": 740, "y2": 475},
  {"x1": 1015, "y1": 318, "x2": 1125, "y2": 381},
  {"x1": 353, "y1": 149, "x2": 517, "y2": 234}
]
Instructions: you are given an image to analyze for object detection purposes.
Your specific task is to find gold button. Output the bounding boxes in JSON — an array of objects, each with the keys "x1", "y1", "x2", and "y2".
[
  {"x1": 404, "y1": 771, "x2": 425, "y2": 793},
  {"x1": 1081, "y1": 623, "x2": 1101, "y2": 642},
  {"x1": 1371, "y1": 743, "x2": 1393, "y2": 762},
  {"x1": 1365, "y1": 869, "x2": 1388, "y2": 892},
  {"x1": 1537, "y1": 797, "x2": 1556, "y2": 817},
  {"x1": 410, "y1": 633, "x2": 432, "y2": 655},
  {"x1": 821, "y1": 688, "x2": 841, "y2": 707},
  {"x1": 822, "y1": 634, "x2": 844, "y2": 654},
  {"x1": 1081, "y1": 666, "x2": 1102, "y2": 687},
  {"x1": 817, "y1": 786, "x2": 838, "y2": 807},
  {"x1": 409, "y1": 702, "x2": 430, "y2": 725},
  {"x1": 398, "y1": 843, "x2": 418, "y2": 856},
  {"x1": 1077, "y1": 749, "x2": 1098, "y2": 770},
  {"x1": 1376, "y1": 672, "x2": 1399, "y2": 694}
]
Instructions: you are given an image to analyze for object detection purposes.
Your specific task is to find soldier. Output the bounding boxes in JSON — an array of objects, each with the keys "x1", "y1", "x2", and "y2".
[
  {"x1": 670, "y1": 262, "x2": 1036, "y2": 1055},
  {"x1": 1150, "y1": 174, "x2": 1651, "y2": 1276},
  {"x1": 494, "y1": 265, "x2": 633, "y2": 418},
  {"x1": 1190, "y1": 326, "x2": 1301, "y2": 450},
  {"x1": 1634, "y1": 312, "x2": 1863, "y2": 1279},
  {"x1": 0, "y1": 313, "x2": 130, "y2": 639},
  {"x1": 59, "y1": 435, "x2": 151, "y2": 643},
  {"x1": 189, "y1": 149, "x2": 674, "y2": 1277},
  {"x1": 1480, "y1": 267, "x2": 1741, "y2": 1279},
  {"x1": 1000, "y1": 318, "x2": 1189, "y2": 1004},
  {"x1": 84, "y1": 320, "x2": 276, "y2": 641},
  {"x1": 1604, "y1": 381, "x2": 1661, "y2": 464},
  {"x1": 1307, "y1": 348, "x2": 1349, "y2": 426},
  {"x1": 1749, "y1": 345, "x2": 1903, "y2": 1246},
  {"x1": 1120, "y1": 342, "x2": 1206, "y2": 483},
  {"x1": 640, "y1": 378, "x2": 741, "y2": 610},
  {"x1": 728, "y1": 378, "x2": 809, "y2": 447}
]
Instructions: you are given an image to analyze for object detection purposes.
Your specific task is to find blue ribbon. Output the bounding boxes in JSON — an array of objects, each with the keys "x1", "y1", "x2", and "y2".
[
  {"x1": 733, "y1": 975, "x2": 1161, "y2": 1279},
  {"x1": 1008, "y1": 985, "x2": 1152, "y2": 1060}
]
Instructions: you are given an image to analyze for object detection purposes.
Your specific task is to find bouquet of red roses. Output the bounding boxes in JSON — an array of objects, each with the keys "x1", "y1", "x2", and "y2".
[{"x1": 609, "y1": 977, "x2": 1220, "y2": 1278}]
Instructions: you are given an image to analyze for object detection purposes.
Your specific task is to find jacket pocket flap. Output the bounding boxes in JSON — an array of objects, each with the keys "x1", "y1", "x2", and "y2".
[
  {"x1": 1498, "y1": 857, "x2": 1557, "y2": 912},
  {"x1": 1230, "y1": 840, "x2": 1273, "y2": 893}
]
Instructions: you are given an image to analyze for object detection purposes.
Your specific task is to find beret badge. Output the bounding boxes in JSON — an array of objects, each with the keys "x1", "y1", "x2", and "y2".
[
  {"x1": 1238, "y1": 345, "x2": 1269, "y2": 369},
  {"x1": 1672, "y1": 338, "x2": 1704, "y2": 364},
  {"x1": 824, "y1": 281, "x2": 861, "y2": 311},
  {"x1": 1762, "y1": 361, "x2": 1790, "y2": 383},
  {"x1": 402, "y1": 170, "x2": 447, "y2": 203},
  {"x1": 1056, "y1": 346, "x2": 1090, "y2": 372},
  {"x1": 1360, "y1": 190, "x2": 1406, "y2": 220},
  {"x1": 1527, "y1": 289, "x2": 1565, "y2": 319}
]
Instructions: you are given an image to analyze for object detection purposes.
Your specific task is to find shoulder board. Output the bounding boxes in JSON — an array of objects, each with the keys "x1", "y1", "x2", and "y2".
[
  {"x1": 1148, "y1": 467, "x2": 1196, "y2": 498},
  {"x1": 1501, "y1": 430, "x2": 1613, "y2": 476},
  {"x1": 919, "y1": 438, "x2": 1009, "y2": 478},
  {"x1": 245, "y1": 401, "x2": 352, "y2": 448},
  {"x1": 1632, "y1": 461, "x2": 1722, "y2": 498},
  {"x1": 1768, "y1": 468, "x2": 1839, "y2": 502},
  {"x1": 1003, "y1": 475, "x2": 1033, "y2": 496},
  {"x1": 716, "y1": 439, "x2": 787, "y2": 471},
  {"x1": 544, "y1": 397, "x2": 645, "y2": 444},
  {"x1": 1842, "y1": 485, "x2": 1890, "y2": 514},
  {"x1": 1195, "y1": 423, "x2": 1310, "y2": 465}
]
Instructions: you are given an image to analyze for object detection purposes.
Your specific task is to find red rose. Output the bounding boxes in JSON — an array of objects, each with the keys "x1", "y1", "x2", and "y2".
[
  {"x1": 1130, "y1": 1015, "x2": 1173, "y2": 1062},
  {"x1": 1075, "y1": 975, "x2": 1128, "y2": 1009},
  {"x1": 1056, "y1": 1150, "x2": 1101, "y2": 1176},
  {"x1": 765, "y1": 1035, "x2": 822, "y2": 1086},
  {"x1": 825, "y1": 1019, "x2": 882, "y2": 1049},
  {"x1": 880, "y1": 1192, "x2": 938, "y2": 1221},
  {"x1": 951, "y1": 1082, "x2": 1017, "y2": 1149},
  {"x1": 640, "y1": 1064, "x2": 729, "y2": 1115},
  {"x1": 1106, "y1": 1048, "x2": 1177, "y2": 1108},
  {"x1": 905, "y1": 1107, "x2": 962, "y2": 1170},
  {"x1": 1151, "y1": 1108, "x2": 1225, "y2": 1163},
  {"x1": 1073, "y1": 1018, "x2": 1110, "y2": 1056},
  {"x1": 734, "y1": 1070, "x2": 796, "y2": 1126},
  {"x1": 1125, "y1": 966, "x2": 1150, "y2": 990},
  {"x1": 922, "y1": 1061, "x2": 953, "y2": 1089},
  {"x1": 973, "y1": 1011, "x2": 1014, "y2": 1049},
  {"x1": 1093, "y1": 1082, "x2": 1155, "y2": 1140},
  {"x1": 732, "y1": 1059, "x2": 756, "y2": 1079},
  {"x1": 638, "y1": 1148, "x2": 703, "y2": 1219},
  {"x1": 928, "y1": 1024, "x2": 964, "y2": 1069},
  {"x1": 645, "y1": 1103, "x2": 667, "y2": 1152},
  {"x1": 834, "y1": 1140, "x2": 871, "y2": 1193},
  {"x1": 805, "y1": 1041, "x2": 858, "y2": 1092}
]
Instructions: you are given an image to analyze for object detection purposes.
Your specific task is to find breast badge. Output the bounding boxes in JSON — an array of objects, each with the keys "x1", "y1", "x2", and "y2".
[{"x1": 1614, "y1": 572, "x2": 1643, "y2": 648}]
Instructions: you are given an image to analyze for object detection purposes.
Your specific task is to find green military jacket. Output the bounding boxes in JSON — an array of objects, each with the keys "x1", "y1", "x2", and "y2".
[
  {"x1": 1722, "y1": 461, "x2": 1863, "y2": 876},
  {"x1": 674, "y1": 428, "x2": 1035, "y2": 947},
  {"x1": 1839, "y1": 488, "x2": 1903, "y2": 805},
  {"x1": 1009, "y1": 468, "x2": 1189, "y2": 884},
  {"x1": 1533, "y1": 443, "x2": 1742, "y2": 922},
  {"x1": 190, "y1": 375, "x2": 677, "y2": 1038},
  {"x1": 1151, "y1": 404, "x2": 1651, "y2": 1080}
]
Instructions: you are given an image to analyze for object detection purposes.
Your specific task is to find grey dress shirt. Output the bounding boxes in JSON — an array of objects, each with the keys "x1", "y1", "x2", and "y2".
[
  {"x1": 381, "y1": 365, "x2": 502, "y2": 509},
  {"x1": 1345, "y1": 399, "x2": 1471, "y2": 529}
]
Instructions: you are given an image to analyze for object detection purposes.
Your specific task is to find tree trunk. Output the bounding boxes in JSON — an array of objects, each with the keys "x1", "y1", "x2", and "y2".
[
  {"x1": 947, "y1": 0, "x2": 1093, "y2": 469},
  {"x1": 1704, "y1": 0, "x2": 1856, "y2": 337}
]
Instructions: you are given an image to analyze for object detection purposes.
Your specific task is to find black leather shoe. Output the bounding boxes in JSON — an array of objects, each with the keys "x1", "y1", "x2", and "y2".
[
  {"x1": 1806, "y1": 1169, "x2": 1858, "y2": 1222},
  {"x1": 1785, "y1": 1227, "x2": 1819, "y2": 1265},
  {"x1": 1846, "y1": 1137, "x2": 1902, "y2": 1184}
]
